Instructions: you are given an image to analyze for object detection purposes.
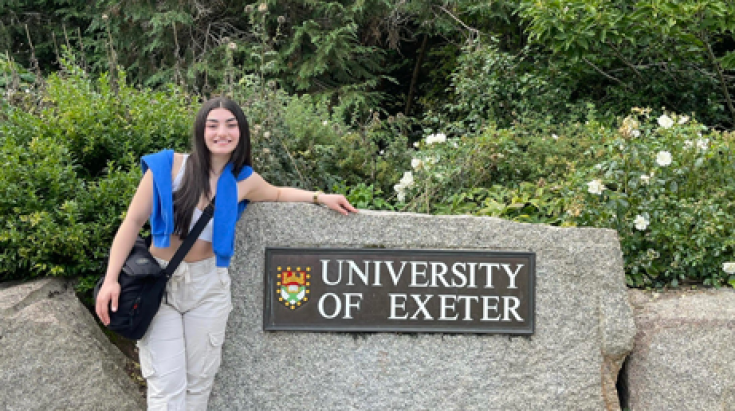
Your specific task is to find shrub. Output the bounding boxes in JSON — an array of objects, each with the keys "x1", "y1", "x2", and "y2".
[
  {"x1": 40, "y1": 67, "x2": 192, "y2": 177},
  {"x1": 5, "y1": 56, "x2": 733, "y2": 291},
  {"x1": 565, "y1": 110, "x2": 735, "y2": 287},
  {"x1": 394, "y1": 115, "x2": 608, "y2": 215},
  {"x1": 0, "y1": 64, "x2": 192, "y2": 285},
  {"x1": 338, "y1": 183, "x2": 396, "y2": 211},
  {"x1": 394, "y1": 111, "x2": 735, "y2": 288},
  {"x1": 233, "y1": 73, "x2": 412, "y2": 195},
  {"x1": 0, "y1": 65, "x2": 410, "y2": 287},
  {"x1": 438, "y1": 41, "x2": 596, "y2": 134}
]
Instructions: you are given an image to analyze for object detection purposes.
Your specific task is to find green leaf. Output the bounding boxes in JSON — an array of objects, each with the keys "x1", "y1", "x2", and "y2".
[{"x1": 719, "y1": 51, "x2": 735, "y2": 70}]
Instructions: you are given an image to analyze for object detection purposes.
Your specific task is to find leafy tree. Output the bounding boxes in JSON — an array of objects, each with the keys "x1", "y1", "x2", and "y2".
[
  {"x1": 0, "y1": 0, "x2": 95, "y2": 73},
  {"x1": 518, "y1": 0, "x2": 735, "y2": 127}
]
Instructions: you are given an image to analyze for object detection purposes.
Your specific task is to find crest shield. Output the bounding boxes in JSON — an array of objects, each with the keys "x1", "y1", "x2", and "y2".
[{"x1": 276, "y1": 266, "x2": 310, "y2": 309}]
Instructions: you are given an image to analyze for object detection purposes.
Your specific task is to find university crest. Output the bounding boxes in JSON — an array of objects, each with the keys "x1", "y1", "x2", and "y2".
[{"x1": 277, "y1": 266, "x2": 310, "y2": 309}]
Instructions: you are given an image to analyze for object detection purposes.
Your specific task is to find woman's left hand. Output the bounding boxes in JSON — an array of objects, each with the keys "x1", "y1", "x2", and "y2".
[{"x1": 318, "y1": 193, "x2": 358, "y2": 215}]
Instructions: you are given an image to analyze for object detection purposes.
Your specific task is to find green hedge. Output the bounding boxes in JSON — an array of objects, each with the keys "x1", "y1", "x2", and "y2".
[
  {"x1": 3, "y1": 66, "x2": 734, "y2": 291},
  {"x1": 0, "y1": 65, "x2": 396, "y2": 289},
  {"x1": 0, "y1": 66, "x2": 192, "y2": 282}
]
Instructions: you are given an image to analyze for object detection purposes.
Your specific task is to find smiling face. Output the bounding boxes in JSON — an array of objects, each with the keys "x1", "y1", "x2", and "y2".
[
  {"x1": 204, "y1": 108, "x2": 240, "y2": 156},
  {"x1": 190, "y1": 98, "x2": 252, "y2": 175}
]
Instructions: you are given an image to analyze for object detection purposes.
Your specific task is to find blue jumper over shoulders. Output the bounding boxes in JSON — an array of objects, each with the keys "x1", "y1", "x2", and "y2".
[{"x1": 141, "y1": 149, "x2": 253, "y2": 267}]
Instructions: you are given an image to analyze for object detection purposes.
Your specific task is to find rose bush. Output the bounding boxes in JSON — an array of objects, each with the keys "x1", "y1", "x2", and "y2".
[{"x1": 392, "y1": 110, "x2": 735, "y2": 288}]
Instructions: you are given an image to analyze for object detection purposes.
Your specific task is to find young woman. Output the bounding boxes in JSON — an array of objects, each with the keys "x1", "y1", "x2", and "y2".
[{"x1": 95, "y1": 97, "x2": 357, "y2": 410}]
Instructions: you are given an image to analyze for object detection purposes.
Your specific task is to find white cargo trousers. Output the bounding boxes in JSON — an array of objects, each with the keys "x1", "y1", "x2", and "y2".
[{"x1": 137, "y1": 256, "x2": 232, "y2": 411}]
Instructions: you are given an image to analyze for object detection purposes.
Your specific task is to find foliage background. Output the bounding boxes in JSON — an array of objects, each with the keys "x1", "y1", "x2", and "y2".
[{"x1": 2, "y1": 0, "x2": 735, "y2": 291}]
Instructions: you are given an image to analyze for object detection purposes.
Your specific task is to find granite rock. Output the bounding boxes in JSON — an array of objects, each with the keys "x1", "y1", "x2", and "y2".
[
  {"x1": 623, "y1": 288, "x2": 735, "y2": 411},
  {"x1": 0, "y1": 278, "x2": 144, "y2": 411},
  {"x1": 210, "y1": 203, "x2": 636, "y2": 410}
]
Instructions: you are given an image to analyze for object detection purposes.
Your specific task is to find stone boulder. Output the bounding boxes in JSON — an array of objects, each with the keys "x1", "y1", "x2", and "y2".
[
  {"x1": 0, "y1": 278, "x2": 145, "y2": 411},
  {"x1": 210, "y1": 203, "x2": 637, "y2": 410},
  {"x1": 623, "y1": 289, "x2": 735, "y2": 411}
]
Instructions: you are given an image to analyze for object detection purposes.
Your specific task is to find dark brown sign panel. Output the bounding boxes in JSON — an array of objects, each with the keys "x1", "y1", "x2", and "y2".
[{"x1": 263, "y1": 248, "x2": 535, "y2": 334}]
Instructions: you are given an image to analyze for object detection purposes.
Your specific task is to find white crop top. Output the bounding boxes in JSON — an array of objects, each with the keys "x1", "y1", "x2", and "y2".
[{"x1": 172, "y1": 155, "x2": 214, "y2": 242}]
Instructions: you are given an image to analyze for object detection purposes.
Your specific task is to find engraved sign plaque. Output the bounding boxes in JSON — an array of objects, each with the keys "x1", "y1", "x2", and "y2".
[{"x1": 263, "y1": 247, "x2": 535, "y2": 334}]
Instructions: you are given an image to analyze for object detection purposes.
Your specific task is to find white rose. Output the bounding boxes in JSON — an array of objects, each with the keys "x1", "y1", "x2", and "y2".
[
  {"x1": 722, "y1": 262, "x2": 735, "y2": 274},
  {"x1": 425, "y1": 133, "x2": 447, "y2": 145},
  {"x1": 657, "y1": 114, "x2": 674, "y2": 129},
  {"x1": 587, "y1": 179, "x2": 606, "y2": 195},
  {"x1": 634, "y1": 215, "x2": 649, "y2": 231},
  {"x1": 400, "y1": 171, "x2": 414, "y2": 188},
  {"x1": 656, "y1": 151, "x2": 672, "y2": 167},
  {"x1": 394, "y1": 184, "x2": 407, "y2": 203}
]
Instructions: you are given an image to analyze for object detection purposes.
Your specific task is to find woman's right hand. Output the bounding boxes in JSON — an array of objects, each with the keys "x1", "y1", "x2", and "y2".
[{"x1": 95, "y1": 280, "x2": 121, "y2": 326}]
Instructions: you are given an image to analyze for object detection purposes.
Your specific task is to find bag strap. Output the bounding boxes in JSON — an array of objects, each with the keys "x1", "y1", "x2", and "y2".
[{"x1": 163, "y1": 197, "x2": 216, "y2": 278}]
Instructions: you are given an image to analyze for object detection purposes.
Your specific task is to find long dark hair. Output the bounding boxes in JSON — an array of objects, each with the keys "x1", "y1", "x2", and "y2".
[{"x1": 173, "y1": 97, "x2": 252, "y2": 238}]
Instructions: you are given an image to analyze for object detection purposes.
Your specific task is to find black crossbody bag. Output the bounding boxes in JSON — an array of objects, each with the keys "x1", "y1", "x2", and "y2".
[{"x1": 94, "y1": 199, "x2": 215, "y2": 340}]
